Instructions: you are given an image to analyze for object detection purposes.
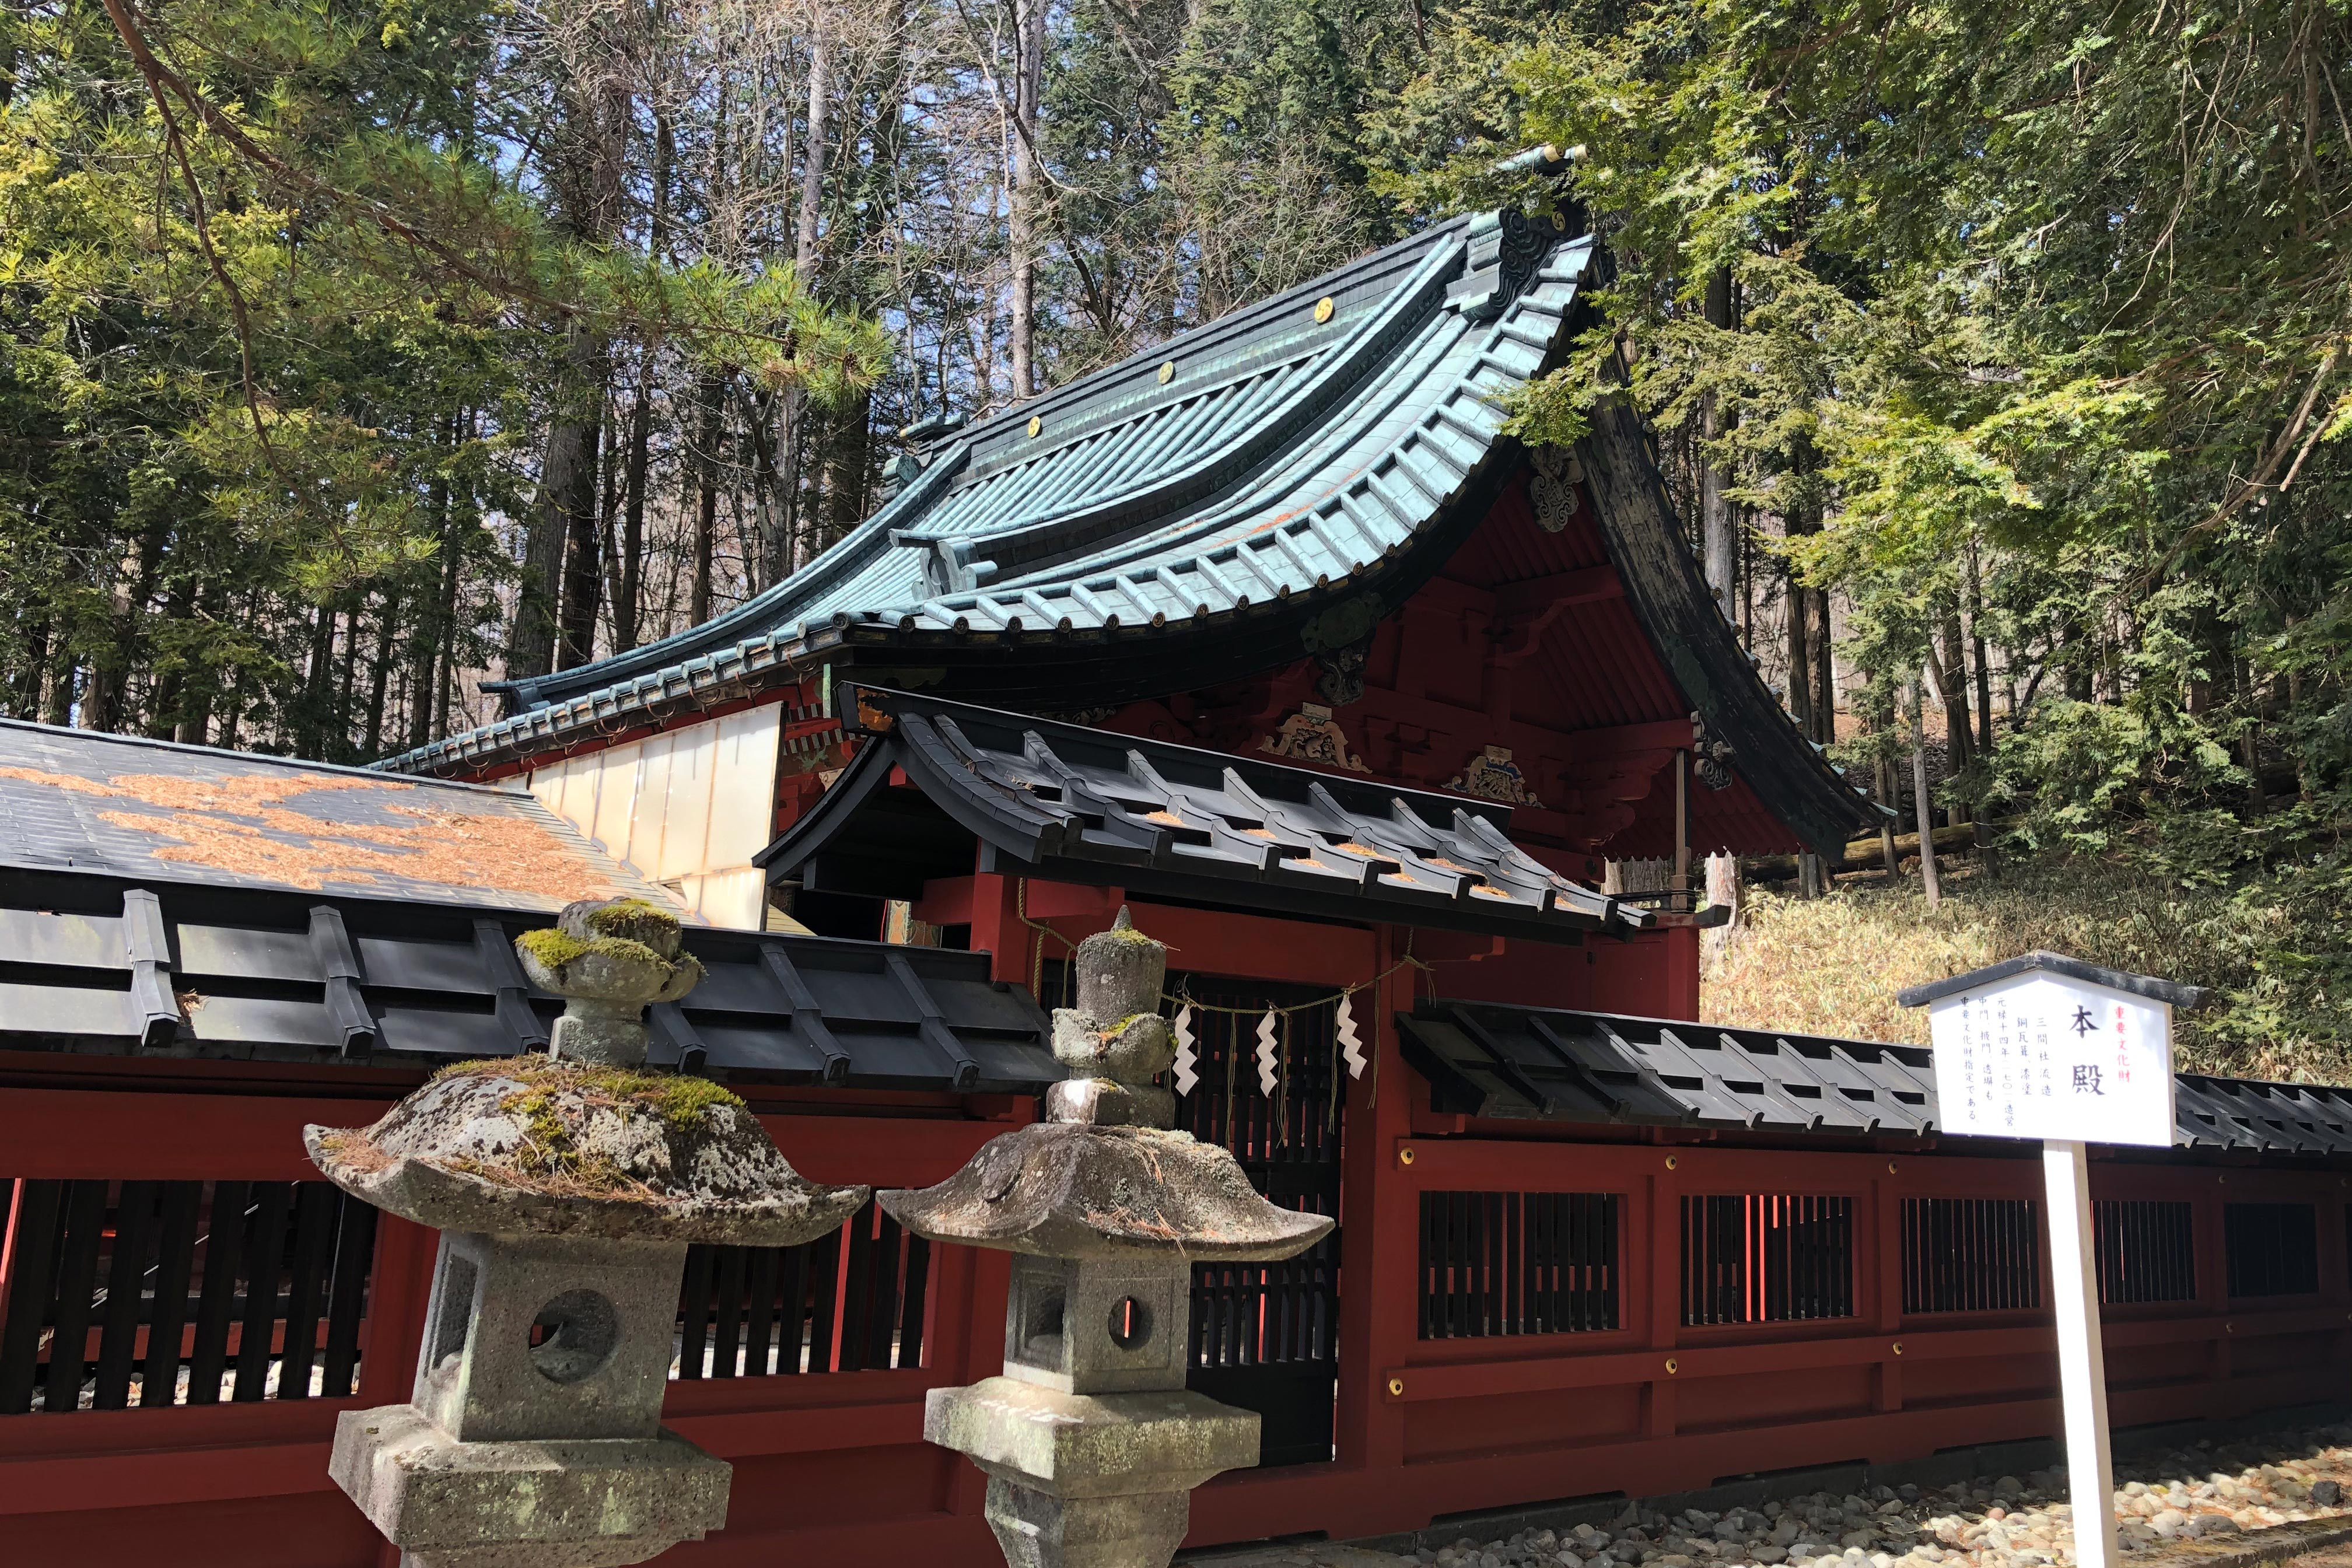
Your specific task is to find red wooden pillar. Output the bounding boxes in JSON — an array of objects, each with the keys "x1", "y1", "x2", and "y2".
[
  {"x1": 1870, "y1": 1164, "x2": 1902, "y2": 1418},
  {"x1": 353, "y1": 1214, "x2": 436, "y2": 1408},
  {"x1": 1340, "y1": 924, "x2": 1418, "y2": 1500},
  {"x1": 1661, "y1": 924, "x2": 1700, "y2": 1021},
  {"x1": 2196, "y1": 1171, "x2": 2231, "y2": 1403},
  {"x1": 1643, "y1": 1151, "x2": 1679, "y2": 1439},
  {"x1": 967, "y1": 870, "x2": 1028, "y2": 986}
]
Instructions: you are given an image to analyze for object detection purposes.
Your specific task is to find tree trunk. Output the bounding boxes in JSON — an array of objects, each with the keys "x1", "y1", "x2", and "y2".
[
  {"x1": 84, "y1": 524, "x2": 163, "y2": 733},
  {"x1": 692, "y1": 375, "x2": 724, "y2": 625},
  {"x1": 1968, "y1": 541, "x2": 1993, "y2": 755},
  {"x1": 1910, "y1": 675, "x2": 1942, "y2": 908},
  {"x1": 297, "y1": 600, "x2": 335, "y2": 757},
  {"x1": 1938, "y1": 609, "x2": 1972, "y2": 824},
  {"x1": 1009, "y1": 0, "x2": 1044, "y2": 399},
  {"x1": 750, "y1": 389, "x2": 786, "y2": 590},
  {"x1": 1785, "y1": 569, "x2": 1811, "y2": 734},
  {"x1": 555, "y1": 359, "x2": 614, "y2": 670},
  {"x1": 408, "y1": 429, "x2": 459, "y2": 751},
  {"x1": 1877, "y1": 754, "x2": 1902, "y2": 874},
  {"x1": 147, "y1": 569, "x2": 197, "y2": 740},
  {"x1": 1809, "y1": 585, "x2": 1834, "y2": 744},
  {"x1": 363, "y1": 590, "x2": 400, "y2": 759},
  {"x1": 512, "y1": 322, "x2": 603, "y2": 680},
  {"x1": 14, "y1": 615, "x2": 47, "y2": 720},
  {"x1": 42, "y1": 639, "x2": 75, "y2": 724},
  {"x1": 768, "y1": 19, "x2": 831, "y2": 585},
  {"x1": 1699, "y1": 266, "x2": 1736, "y2": 614},
  {"x1": 616, "y1": 369, "x2": 652, "y2": 650},
  {"x1": 823, "y1": 389, "x2": 873, "y2": 547}
]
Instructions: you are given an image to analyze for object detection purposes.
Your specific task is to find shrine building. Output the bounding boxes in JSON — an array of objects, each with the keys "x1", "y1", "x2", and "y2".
[{"x1": 4, "y1": 209, "x2": 2352, "y2": 1567}]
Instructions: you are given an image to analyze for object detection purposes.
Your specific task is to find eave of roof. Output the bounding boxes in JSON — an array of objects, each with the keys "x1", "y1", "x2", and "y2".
[
  {"x1": 759, "y1": 686, "x2": 1646, "y2": 943},
  {"x1": 1400, "y1": 998, "x2": 2352, "y2": 1155},
  {"x1": 0, "y1": 869, "x2": 1056, "y2": 1093}
]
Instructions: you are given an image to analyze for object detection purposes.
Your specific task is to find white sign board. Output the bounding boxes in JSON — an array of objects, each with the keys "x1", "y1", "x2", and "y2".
[
  {"x1": 1924, "y1": 972, "x2": 2176, "y2": 1147},
  {"x1": 1917, "y1": 957, "x2": 2187, "y2": 1568}
]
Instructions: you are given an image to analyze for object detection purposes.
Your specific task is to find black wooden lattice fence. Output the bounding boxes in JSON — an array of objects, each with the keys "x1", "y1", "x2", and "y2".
[
  {"x1": 2223, "y1": 1202, "x2": 2319, "y2": 1299},
  {"x1": 673, "y1": 1198, "x2": 929, "y2": 1377},
  {"x1": 0, "y1": 1178, "x2": 376, "y2": 1413},
  {"x1": 1418, "y1": 1190, "x2": 1619, "y2": 1339},
  {"x1": 1681, "y1": 1194, "x2": 1855, "y2": 1326},
  {"x1": 2091, "y1": 1199, "x2": 2196, "y2": 1306},
  {"x1": 1901, "y1": 1197, "x2": 2041, "y2": 1314},
  {"x1": 1167, "y1": 974, "x2": 1342, "y2": 1468}
]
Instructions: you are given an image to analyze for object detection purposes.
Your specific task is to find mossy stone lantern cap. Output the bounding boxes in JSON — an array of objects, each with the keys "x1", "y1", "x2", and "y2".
[
  {"x1": 307, "y1": 897, "x2": 868, "y2": 1568},
  {"x1": 881, "y1": 908, "x2": 1332, "y2": 1568}
]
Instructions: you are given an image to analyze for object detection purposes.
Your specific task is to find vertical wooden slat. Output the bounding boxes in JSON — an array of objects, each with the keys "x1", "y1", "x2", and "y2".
[
  {"x1": 804, "y1": 1224, "x2": 844, "y2": 1374},
  {"x1": 92, "y1": 1181, "x2": 159, "y2": 1410},
  {"x1": 0, "y1": 1180, "x2": 66, "y2": 1414},
  {"x1": 709, "y1": 1246, "x2": 748, "y2": 1378},
  {"x1": 142, "y1": 1182, "x2": 203, "y2": 1408},
  {"x1": 1416, "y1": 1194, "x2": 1434, "y2": 1340},
  {"x1": 839, "y1": 1205, "x2": 876, "y2": 1373},
  {"x1": 233, "y1": 1181, "x2": 292, "y2": 1401},
  {"x1": 775, "y1": 1239, "x2": 813, "y2": 1375},
  {"x1": 676, "y1": 1244, "x2": 716, "y2": 1379},
  {"x1": 867, "y1": 1212, "x2": 906, "y2": 1370},
  {"x1": 897, "y1": 1233, "x2": 932, "y2": 1369},
  {"x1": 319, "y1": 1195, "x2": 377, "y2": 1398},
  {"x1": 44, "y1": 1181, "x2": 110, "y2": 1413},
  {"x1": 741, "y1": 1245, "x2": 781, "y2": 1376},
  {"x1": 186, "y1": 1181, "x2": 249, "y2": 1405},
  {"x1": 276, "y1": 1183, "x2": 339, "y2": 1401}
]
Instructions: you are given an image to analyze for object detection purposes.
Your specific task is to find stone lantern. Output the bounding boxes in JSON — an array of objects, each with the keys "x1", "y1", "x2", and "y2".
[
  {"x1": 308, "y1": 897, "x2": 868, "y2": 1568},
  {"x1": 881, "y1": 909, "x2": 1332, "y2": 1568}
]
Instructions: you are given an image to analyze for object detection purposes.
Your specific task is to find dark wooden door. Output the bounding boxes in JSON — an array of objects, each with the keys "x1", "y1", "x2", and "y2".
[{"x1": 1168, "y1": 974, "x2": 1344, "y2": 1468}]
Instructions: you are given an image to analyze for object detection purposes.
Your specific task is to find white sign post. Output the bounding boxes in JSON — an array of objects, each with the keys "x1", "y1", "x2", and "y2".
[{"x1": 1903, "y1": 953, "x2": 2196, "y2": 1568}]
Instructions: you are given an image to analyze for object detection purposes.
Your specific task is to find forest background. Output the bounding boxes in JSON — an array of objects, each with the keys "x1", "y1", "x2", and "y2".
[{"x1": 5, "y1": 0, "x2": 2352, "y2": 1074}]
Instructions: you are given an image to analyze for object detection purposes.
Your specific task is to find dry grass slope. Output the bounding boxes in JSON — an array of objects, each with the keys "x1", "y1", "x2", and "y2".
[{"x1": 1702, "y1": 860, "x2": 2345, "y2": 1083}]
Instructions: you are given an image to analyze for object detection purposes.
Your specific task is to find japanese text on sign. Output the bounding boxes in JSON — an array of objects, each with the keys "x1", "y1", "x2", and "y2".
[{"x1": 1926, "y1": 973, "x2": 2175, "y2": 1147}]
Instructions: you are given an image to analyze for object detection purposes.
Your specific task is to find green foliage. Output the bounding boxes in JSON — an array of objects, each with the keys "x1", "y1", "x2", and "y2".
[
  {"x1": 0, "y1": 0, "x2": 885, "y2": 755},
  {"x1": 1709, "y1": 860, "x2": 2352, "y2": 1084}
]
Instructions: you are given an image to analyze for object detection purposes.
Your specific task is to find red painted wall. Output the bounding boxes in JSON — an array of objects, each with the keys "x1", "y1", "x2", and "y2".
[
  {"x1": 5, "y1": 967, "x2": 2347, "y2": 1566},
  {"x1": 1086, "y1": 474, "x2": 1805, "y2": 866}
]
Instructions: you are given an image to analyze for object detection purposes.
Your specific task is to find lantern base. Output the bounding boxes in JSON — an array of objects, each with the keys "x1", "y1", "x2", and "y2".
[
  {"x1": 928, "y1": 1376, "x2": 1261, "y2": 1568},
  {"x1": 330, "y1": 1404, "x2": 730, "y2": 1568}
]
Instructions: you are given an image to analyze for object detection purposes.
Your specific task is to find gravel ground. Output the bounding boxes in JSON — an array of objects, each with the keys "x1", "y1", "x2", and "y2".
[{"x1": 1404, "y1": 1424, "x2": 2352, "y2": 1568}]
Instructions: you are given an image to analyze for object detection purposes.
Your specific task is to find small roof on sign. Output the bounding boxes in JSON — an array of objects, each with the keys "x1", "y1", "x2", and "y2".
[{"x1": 1896, "y1": 950, "x2": 2210, "y2": 1012}]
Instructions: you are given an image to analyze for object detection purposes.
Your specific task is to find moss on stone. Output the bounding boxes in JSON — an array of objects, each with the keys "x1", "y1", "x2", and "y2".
[
  {"x1": 433, "y1": 1056, "x2": 743, "y2": 1131},
  {"x1": 583, "y1": 897, "x2": 681, "y2": 950},
  {"x1": 515, "y1": 926, "x2": 670, "y2": 972},
  {"x1": 516, "y1": 927, "x2": 591, "y2": 968}
]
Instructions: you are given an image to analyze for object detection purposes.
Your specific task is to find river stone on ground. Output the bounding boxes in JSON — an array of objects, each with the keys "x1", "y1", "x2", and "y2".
[{"x1": 1179, "y1": 1423, "x2": 2352, "y2": 1568}]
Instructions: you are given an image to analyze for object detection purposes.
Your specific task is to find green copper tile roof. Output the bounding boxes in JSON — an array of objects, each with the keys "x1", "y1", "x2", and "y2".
[{"x1": 380, "y1": 211, "x2": 1589, "y2": 776}]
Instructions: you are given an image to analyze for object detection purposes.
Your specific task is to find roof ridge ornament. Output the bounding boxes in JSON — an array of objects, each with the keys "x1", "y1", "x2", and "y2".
[
  {"x1": 1447, "y1": 206, "x2": 1569, "y2": 321},
  {"x1": 1528, "y1": 443, "x2": 1584, "y2": 532}
]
